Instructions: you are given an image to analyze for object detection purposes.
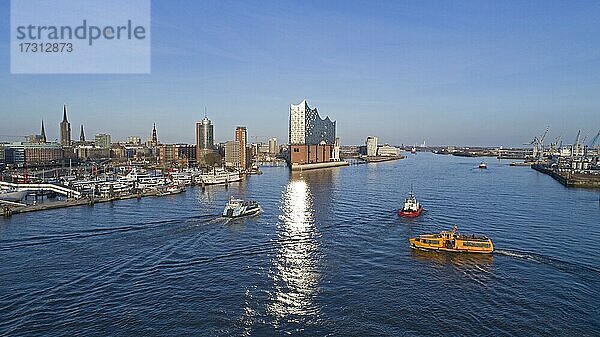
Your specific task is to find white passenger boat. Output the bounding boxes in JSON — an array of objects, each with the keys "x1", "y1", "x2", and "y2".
[
  {"x1": 200, "y1": 168, "x2": 242, "y2": 185},
  {"x1": 222, "y1": 196, "x2": 262, "y2": 218},
  {"x1": 169, "y1": 171, "x2": 194, "y2": 186},
  {"x1": 124, "y1": 168, "x2": 169, "y2": 190},
  {"x1": 97, "y1": 182, "x2": 132, "y2": 198}
]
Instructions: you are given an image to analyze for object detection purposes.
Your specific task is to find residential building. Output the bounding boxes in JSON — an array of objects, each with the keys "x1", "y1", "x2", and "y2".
[
  {"x1": 235, "y1": 126, "x2": 248, "y2": 169},
  {"x1": 127, "y1": 136, "x2": 141, "y2": 146},
  {"x1": 0, "y1": 143, "x2": 6, "y2": 167},
  {"x1": 224, "y1": 140, "x2": 241, "y2": 168},
  {"x1": 366, "y1": 136, "x2": 378, "y2": 156},
  {"x1": 268, "y1": 138, "x2": 278, "y2": 154},
  {"x1": 158, "y1": 144, "x2": 196, "y2": 166},
  {"x1": 95, "y1": 134, "x2": 111, "y2": 148},
  {"x1": 110, "y1": 144, "x2": 127, "y2": 159}
]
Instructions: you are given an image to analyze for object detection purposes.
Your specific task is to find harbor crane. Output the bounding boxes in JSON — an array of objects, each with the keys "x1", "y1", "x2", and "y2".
[
  {"x1": 527, "y1": 126, "x2": 549, "y2": 162},
  {"x1": 574, "y1": 130, "x2": 581, "y2": 146},
  {"x1": 589, "y1": 129, "x2": 600, "y2": 149},
  {"x1": 571, "y1": 130, "x2": 590, "y2": 157},
  {"x1": 550, "y1": 136, "x2": 562, "y2": 153},
  {"x1": 573, "y1": 130, "x2": 582, "y2": 157}
]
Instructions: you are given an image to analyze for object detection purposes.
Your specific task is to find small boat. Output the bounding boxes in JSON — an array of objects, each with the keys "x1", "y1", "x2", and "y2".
[
  {"x1": 409, "y1": 226, "x2": 494, "y2": 254},
  {"x1": 223, "y1": 196, "x2": 262, "y2": 218},
  {"x1": 398, "y1": 190, "x2": 423, "y2": 217},
  {"x1": 157, "y1": 185, "x2": 185, "y2": 196},
  {"x1": 411, "y1": 147, "x2": 417, "y2": 154},
  {"x1": 478, "y1": 162, "x2": 487, "y2": 169}
]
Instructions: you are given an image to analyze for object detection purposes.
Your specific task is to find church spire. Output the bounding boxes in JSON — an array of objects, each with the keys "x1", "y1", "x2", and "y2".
[
  {"x1": 60, "y1": 104, "x2": 72, "y2": 146},
  {"x1": 151, "y1": 123, "x2": 158, "y2": 146},
  {"x1": 62, "y1": 104, "x2": 68, "y2": 122},
  {"x1": 41, "y1": 120, "x2": 46, "y2": 143},
  {"x1": 80, "y1": 124, "x2": 85, "y2": 142}
]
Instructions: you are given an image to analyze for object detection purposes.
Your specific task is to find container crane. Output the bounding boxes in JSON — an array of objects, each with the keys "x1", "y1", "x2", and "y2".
[
  {"x1": 589, "y1": 130, "x2": 600, "y2": 149},
  {"x1": 550, "y1": 136, "x2": 562, "y2": 153},
  {"x1": 528, "y1": 126, "x2": 549, "y2": 162},
  {"x1": 573, "y1": 130, "x2": 582, "y2": 157}
]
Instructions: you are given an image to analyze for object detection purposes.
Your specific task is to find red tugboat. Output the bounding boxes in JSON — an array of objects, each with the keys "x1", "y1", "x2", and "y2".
[{"x1": 398, "y1": 189, "x2": 423, "y2": 217}]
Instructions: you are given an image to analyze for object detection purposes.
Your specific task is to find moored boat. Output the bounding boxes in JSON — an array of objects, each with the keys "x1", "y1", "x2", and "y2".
[
  {"x1": 157, "y1": 185, "x2": 185, "y2": 196},
  {"x1": 222, "y1": 196, "x2": 262, "y2": 218},
  {"x1": 409, "y1": 226, "x2": 494, "y2": 254},
  {"x1": 201, "y1": 168, "x2": 242, "y2": 185},
  {"x1": 478, "y1": 162, "x2": 487, "y2": 169},
  {"x1": 398, "y1": 190, "x2": 423, "y2": 217}
]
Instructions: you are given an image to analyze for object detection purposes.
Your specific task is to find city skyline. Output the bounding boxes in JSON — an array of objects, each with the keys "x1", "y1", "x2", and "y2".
[
  {"x1": 1, "y1": 1, "x2": 600, "y2": 146},
  {"x1": 5, "y1": 100, "x2": 598, "y2": 148}
]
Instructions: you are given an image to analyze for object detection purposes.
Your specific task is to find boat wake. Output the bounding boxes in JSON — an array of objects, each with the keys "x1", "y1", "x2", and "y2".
[
  {"x1": 495, "y1": 249, "x2": 600, "y2": 281},
  {"x1": 0, "y1": 216, "x2": 213, "y2": 251}
]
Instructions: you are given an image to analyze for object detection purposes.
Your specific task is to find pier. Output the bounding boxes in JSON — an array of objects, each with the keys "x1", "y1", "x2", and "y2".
[
  {"x1": 0, "y1": 181, "x2": 82, "y2": 198},
  {"x1": 290, "y1": 161, "x2": 349, "y2": 171},
  {"x1": 532, "y1": 164, "x2": 600, "y2": 188},
  {"x1": 362, "y1": 155, "x2": 405, "y2": 163},
  {"x1": 0, "y1": 189, "x2": 167, "y2": 217}
]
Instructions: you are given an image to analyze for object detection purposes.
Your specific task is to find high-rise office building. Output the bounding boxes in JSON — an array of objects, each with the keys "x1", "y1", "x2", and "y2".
[
  {"x1": 288, "y1": 99, "x2": 337, "y2": 165},
  {"x1": 60, "y1": 104, "x2": 71, "y2": 146},
  {"x1": 196, "y1": 116, "x2": 214, "y2": 150},
  {"x1": 235, "y1": 126, "x2": 248, "y2": 170},
  {"x1": 196, "y1": 116, "x2": 214, "y2": 165}
]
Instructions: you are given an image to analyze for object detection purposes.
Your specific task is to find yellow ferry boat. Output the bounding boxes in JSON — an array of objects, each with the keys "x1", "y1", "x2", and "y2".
[{"x1": 409, "y1": 226, "x2": 494, "y2": 254}]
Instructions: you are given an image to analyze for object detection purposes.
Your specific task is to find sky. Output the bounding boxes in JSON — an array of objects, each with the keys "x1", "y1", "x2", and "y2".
[{"x1": 1, "y1": 0, "x2": 599, "y2": 146}]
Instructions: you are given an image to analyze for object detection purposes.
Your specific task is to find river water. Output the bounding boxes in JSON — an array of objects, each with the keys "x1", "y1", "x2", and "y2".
[{"x1": 1, "y1": 153, "x2": 599, "y2": 336}]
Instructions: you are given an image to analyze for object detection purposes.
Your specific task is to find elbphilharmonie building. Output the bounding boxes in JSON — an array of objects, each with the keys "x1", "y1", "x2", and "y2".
[{"x1": 288, "y1": 99, "x2": 339, "y2": 166}]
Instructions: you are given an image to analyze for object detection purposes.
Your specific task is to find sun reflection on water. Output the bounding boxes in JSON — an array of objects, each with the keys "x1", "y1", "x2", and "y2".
[{"x1": 268, "y1": 177, "x2": 321, "y2": 323}]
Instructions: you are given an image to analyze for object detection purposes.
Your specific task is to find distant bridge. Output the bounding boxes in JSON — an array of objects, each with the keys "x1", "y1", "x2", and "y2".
[{"x1": 0, "y1": 181, "x2": 82, "y2": 199}]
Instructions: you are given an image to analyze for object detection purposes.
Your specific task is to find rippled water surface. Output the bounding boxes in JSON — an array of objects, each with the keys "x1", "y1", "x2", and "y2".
[{"x1": 1, "y1": 153, "x2": 599, "y2": 336}]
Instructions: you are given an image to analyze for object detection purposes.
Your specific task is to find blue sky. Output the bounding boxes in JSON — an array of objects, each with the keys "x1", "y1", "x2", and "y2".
[{"x1": 1, "y1": 0, "x2": 599, "y2": 146}]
